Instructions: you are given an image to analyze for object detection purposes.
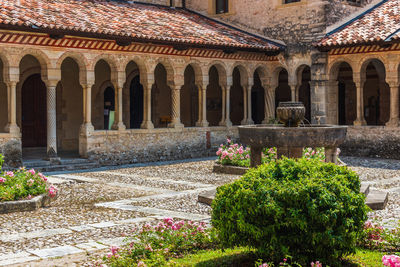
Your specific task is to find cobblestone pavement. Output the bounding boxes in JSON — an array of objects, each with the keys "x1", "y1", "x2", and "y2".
[{"x1": 0, "y1": 156, "x2": 399, "y2": 266}]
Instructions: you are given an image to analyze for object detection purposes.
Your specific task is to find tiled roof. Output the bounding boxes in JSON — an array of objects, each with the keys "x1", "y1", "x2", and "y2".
[
  {"x1": 317, "y1": 0, "x2": 400, "y2": 47},
  {"x1": 0, "y1": 0, "x2": 283, "y2": 52}
]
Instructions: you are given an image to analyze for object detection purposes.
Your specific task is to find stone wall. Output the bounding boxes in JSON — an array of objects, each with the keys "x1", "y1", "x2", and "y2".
[
  {"x1": 341, "y1": 126, "x2": 400, "y2": 159},
  {"x1": 86, "y1": 127, "x2": 238, "y2": 165}
]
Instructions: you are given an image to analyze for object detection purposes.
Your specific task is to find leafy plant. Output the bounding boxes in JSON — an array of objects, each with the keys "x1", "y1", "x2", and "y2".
[
  {"x1": 358, "y1": 221, "x2": 385, "y2": 250},
  {"x1": 101, "y1": 218, "x2": 218, "y2": 266},
  {"x1": 384, "y1": 221, "x2": 400, "y2": 251},
  {"x1": 212, "y1": 158, "x2": 368, "y2": 265},
  {"x1": 0, "y1": 156, "x2": 57, "y2": 201}
]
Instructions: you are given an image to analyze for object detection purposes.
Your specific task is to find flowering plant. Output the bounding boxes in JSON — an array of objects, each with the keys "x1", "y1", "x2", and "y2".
[
  {"x1": 216, "y1": 139, "x2": 332, "y2": 167},
  {"x1": 102, "y1": 218, "x2": 217, "y2": 266},
  {"x1": 0, "y1": 154, "x2": 57, "y2": 201},
  {"x1": 382, "y1": 255, "x2": 400, "y2": 267}
]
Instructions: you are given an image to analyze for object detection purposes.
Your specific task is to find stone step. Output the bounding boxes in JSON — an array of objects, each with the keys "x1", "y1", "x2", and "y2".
[
  {"x1": 366, "y1": 190, "x2": 389, "y2": 210},
  {"x1": 361, "y1": 183, "x2": 370, "y2": 196},
  {"x1": 24, "y1": 162, "x2": 99, "y2": 173}
]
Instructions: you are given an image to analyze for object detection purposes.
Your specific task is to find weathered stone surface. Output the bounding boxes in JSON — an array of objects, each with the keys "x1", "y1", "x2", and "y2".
[
  {"x1": 28, "y1": 245, "x2": 84, "y2": 259},
  {"x1": 213, "y1": 163, "x2": 248, "y2": 175},
  {"x1": 86, "y1": 127, "x2": 238, "y2": 165},
  {"x1": 198, "y1": 189, "x2": 216, "y2": 206},
  {"x1": 2, "y1": 138, "x2": 22, "y2": 168},
  {"x1": 366, "y1": 190, "x2": 389, "y2": 210},
  {"x1": 341, "y1": 126, "x2": 400, "y2": 160},
  {"x1": 0, "y1": 194, "x2": 54, "y2": 214}
]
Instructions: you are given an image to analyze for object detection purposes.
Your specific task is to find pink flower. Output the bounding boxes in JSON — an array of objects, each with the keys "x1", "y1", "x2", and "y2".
[
  {"x1": 27, "y1": 179, "x2": 34, "y2": 187},
  {"x1": 383, "y1": 255, "x2": 400, "y2": 267},
  {"x1": 110, "y1": 246, "x2": 120, "y2": 256},
  {"x1": 216, "y1": 148, "x2": 222, "y2": 156},
  {"x1": 137, "y1": 261, "x2": 146, "y2": 267},
  {"x1": 27, "y1": 195, "x2": 32, "y2": 200},
  {"x1": 226, "y1": 138, "x2": 231, "y2": 144},
  {"x1": 238, "y1": 147, "x2": 244, "y2": 154},
  {"x1": 48, "y1": 185, "x2": 58, "y2": 198},
  {"x1": 5, "y1": 171, "x2": 14, "y2": 177},
  {"x1": 39, "y1": 173, "x2": 48, "y2": 181},
  {"x1": 163, "y1": 217, "x2": 173, "y2": 225},
  {"x1": 0, "y1": 177, "x2": 6, "y2": 183},
  {"x1": 28, "y1": 169, "x2": 36, "y2": 175}
]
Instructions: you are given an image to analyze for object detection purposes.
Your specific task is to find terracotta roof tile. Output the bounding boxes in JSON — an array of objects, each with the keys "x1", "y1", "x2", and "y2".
[
  {"x1": 317, "y1": 0, "x2": 400, "y2": 47},
  {"x1": 0, "y1": 0, "x2": 282, "y2": 51}
]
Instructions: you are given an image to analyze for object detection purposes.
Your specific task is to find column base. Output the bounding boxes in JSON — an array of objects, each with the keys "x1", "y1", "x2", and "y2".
[
  {"x1": 250, "y1": 146, "x2": 262, "y2": 168},
  {"x1": 8, "y1": 124, "x2": 21, "y2": 137},
  {"x1": 325, "y1": 147, "x2": 338, "y2": 164},
  {"x1": 353, "y1": 118, "x2": 367, "y2": 126},
  {"x1": 168, "y1": 121, "x2": 184, "y2": 129},
  {"x1": 386, "y1": 118, "x2": 400, "y2": 127},
  {"x1": 196, "y1": 121, "x2": 209, "y2": 127},
  {"x1": 80, "y1": 123, "x2": 95, "y2": 136},
  {"x1": 241, "y1": 119, "x2": 254, "y2": 125},
  {"x1": 141, "y1": 120, "x2": 154, "y2": 129},
  {"x1": 219, "y1": 120, "x2": 232, "y2": 127},
  {"x1": 112, "y1": 122, "x2": 126, "y2": 131}
]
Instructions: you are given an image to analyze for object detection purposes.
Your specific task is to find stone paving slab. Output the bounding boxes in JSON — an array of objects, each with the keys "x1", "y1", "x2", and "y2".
[
  {"x1": 69, "y1": 225, "x2": 96, "y2": 232},
  {"x1": 366, "y1": 190, "x2": 389, "y2": 210},
  {"x1": 75, "y1": 241, "x2": 108, "y2": 252},
  {"x1": 88, "y1": 221, "x2": 118, "y2": 229},
  {"x1": 0, "y1": 228, "x2": 73, "y2": 242},
  {"x1": 28, "y1": 245, "x2": 83, "y2": 259},
  {"x1": 0, "y1": 252, "x2": 40, "y2": 266},
  {"x1": 97, "y1": 237, "x2": 126, "y2": 247}
]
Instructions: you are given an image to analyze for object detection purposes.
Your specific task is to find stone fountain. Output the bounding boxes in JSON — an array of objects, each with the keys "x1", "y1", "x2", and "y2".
[
  {"x1": 238, "y1": 102, "x2": 347, "y2": 167},
  {"x1": 199, "y1": 103, "x2": 388, "y2": 210}
]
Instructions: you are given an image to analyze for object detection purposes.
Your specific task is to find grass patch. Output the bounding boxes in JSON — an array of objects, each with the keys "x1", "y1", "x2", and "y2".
[{"x1": 169, "y1": 247, "x2": 388, "y2": 267}]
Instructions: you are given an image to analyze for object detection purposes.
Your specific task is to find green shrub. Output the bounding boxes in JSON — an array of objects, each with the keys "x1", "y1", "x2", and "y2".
[{"x1": 212, "y1": 158, "x2": 368, "y2": 265}]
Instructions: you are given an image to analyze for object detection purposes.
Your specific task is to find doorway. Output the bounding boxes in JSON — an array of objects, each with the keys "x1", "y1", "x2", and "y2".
[{"x1": 21, "y1": 74, "x2": 47, "y2": 147}]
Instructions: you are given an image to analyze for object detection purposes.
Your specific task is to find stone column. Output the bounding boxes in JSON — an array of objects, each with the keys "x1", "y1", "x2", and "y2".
[
  {"x1": 262, "y1": 84, "x2": 276, "y2": 124},
  {"x1": 241, "y1": 86, "x2": 248, "y2": 125},
  {"x1": 386, "y1": 82, "x2": 400, "y2": 127},
  {"x1": 290, "y1": 84, "x2": 296, "y2": 102},
  {"x1": 6, "y1": 81, "x2": 20, "y2": 136},
  {"x1": 246, "y1": 85, "x2": 254, "y2": 124},
  {"x1": 80, "y1": 84, "x2": 94, "y2": 134},
  {"x1": 112, "y1": 86, "x2": 126, "y2": 130},
  {"x1": 325, "y1": 147, "x2": 338, "y2": 164},
  {"x1": 353, "y1": 77, "x2": 367, "y2": 126},
  {"x1": 168, "y1": 85, "x2": 184, "y2": 128},
  {"x1": 46, "y1": 82, "x2": 59, "y2": 161},
  {"x1": 219, "y1": 86, "x2": 226, "y2": 126},
  {"x1": 250, "y1": 146, "x2": 262, "y2": 168},
  {"x1": 141, "y1": 84, "x2": 154, "y2": 129},
  {"x1": 196, "y1": 85, "x2": 209, "y2": 127}
]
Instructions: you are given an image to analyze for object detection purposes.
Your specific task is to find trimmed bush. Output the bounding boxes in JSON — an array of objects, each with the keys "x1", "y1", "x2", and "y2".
[{"x1": 212, "y1": 158, "x2": 368, "y2": 265}]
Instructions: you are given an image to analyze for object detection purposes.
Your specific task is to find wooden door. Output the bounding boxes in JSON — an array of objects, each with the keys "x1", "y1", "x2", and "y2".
[{"x1": 22, "y1": 74, "x2": 47, "y2": 147}]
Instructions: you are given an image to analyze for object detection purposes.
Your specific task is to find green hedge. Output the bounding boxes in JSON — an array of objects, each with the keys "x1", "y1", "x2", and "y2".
[{"x1": 211, "y1": 158, "x2": 368, "y2": 265}]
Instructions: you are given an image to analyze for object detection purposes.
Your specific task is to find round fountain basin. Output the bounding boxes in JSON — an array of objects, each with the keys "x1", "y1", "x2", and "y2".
[{"x1": 238, "y1": 124, "x2": 347, "y2": 148}]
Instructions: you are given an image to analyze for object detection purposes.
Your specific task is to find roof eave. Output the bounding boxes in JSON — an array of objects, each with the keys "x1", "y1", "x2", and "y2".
[{"x1": 0, "y1": 24, "x2": 281, "y2": 54}]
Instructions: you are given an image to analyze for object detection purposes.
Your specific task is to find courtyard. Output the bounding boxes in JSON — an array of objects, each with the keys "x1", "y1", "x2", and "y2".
[{"x1": 0, "y1": 155, "x2": 399, "y2": 266}]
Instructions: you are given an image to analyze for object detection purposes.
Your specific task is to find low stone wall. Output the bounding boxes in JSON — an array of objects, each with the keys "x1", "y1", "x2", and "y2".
[
  {"x1": 86, "y1": 127, "x2": 239, "y2": 165},
  {"x1": 341, "y1": 126, "x2": 400, "y2": 159}
]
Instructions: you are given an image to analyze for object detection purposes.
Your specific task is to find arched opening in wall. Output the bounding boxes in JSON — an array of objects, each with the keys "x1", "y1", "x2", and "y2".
[
  {"x1": 252, "y1": 70, "x2": 265, "y2": 124},
  {"x1": 181, "y1": 65, "x2": 198, "y2": 127},
  {"x1": 275, "y1": 69, "x2": 291, "y2": 112},
  {"x1": 0, "y1": 59, "x2": 7, "y2": 133},
  {"x1": 152, "y1": 63, "x2": 171, "y2": 128},
  {"x1": 206, "y1": 66, "x2": 223, "y2": 126},
  {"x1": 103, "y1": 87, "x2": 115, "y2": 130},
  {"x1": 57, "y1": 57, "x2": 83, "y2": 155},
  {"x1": 336, "y1": 62, "x2": 356, "y2": 125},
  {"x1": 19, "y1": 55, "x2": 46, "y2": 149},
  {"x1": 363, "y1": 60, "x2": 389, "y2": 126},
  {"x1": 298, "y1": 66, "x2": 311, "y2": 122},
  {"x1": 230, "y1": 67, "x2": 244, "y2": 125},
  {"x1": 124, "y1": 61, "x2": 143, "y2": 129},
  {"x1": 93, "y1": 59, "x2": 114, "y2": 130}
]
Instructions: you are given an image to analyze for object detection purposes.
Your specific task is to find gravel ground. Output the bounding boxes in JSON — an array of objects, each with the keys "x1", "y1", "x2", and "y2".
[
  {"x1": 105, "y1": 160, "x2": 238, "y2": 185},
  {"x1": 0, "y1": 182, "x2": 148, "y2": 234},
  {"x1": 132, "y1": 193, "x2": 212, "y2": 215},
  {"x1": 78, "y1": 172, "x2": 198, "y2": 191},
  {"x1": 2, "y1": 156, "x2": 400, "y2": 265}
]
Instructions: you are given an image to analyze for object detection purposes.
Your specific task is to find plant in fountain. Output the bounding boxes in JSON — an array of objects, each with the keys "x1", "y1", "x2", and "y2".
[{"x1": 0, "y1": 154, "x2": 58, "y2": 201}]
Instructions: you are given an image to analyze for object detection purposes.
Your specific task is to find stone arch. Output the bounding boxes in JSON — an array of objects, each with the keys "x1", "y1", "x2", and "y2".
[
  {"x1": 229, "y1": 63, "x2": 250, "y2": 86},
  {"x1": 56, "y1": 52, "x2": 88, "y2": 85},
  {"x1": 359, "y1": 58, "x2": 389, "y2": 125},
  {"x1": 207, "y1": 63, "x2": 226, "y2": 126},
  {"x1": 181, "y1": 64, "x2": 199, "y2": 127},
  {"x1": 17, "y1": 49, "x2": 51, "y2": 82},
  {"x1": 0, "y1": 52, "x2": 10, "y2": 132},
  {"x1": 328, "y1": 58, "x2": 356, "y2": 81},
  {"x1": 124, "y1": 60, "x2": 144, "y2": 129},
  {"x1": 151, "y1": 58, "x2": 175, "y2": 86},
  {"x1": 152, "y1": 63, "x2": 172, "y2": 128},
  {"x1": 185, "y1": 60, "x2": 204, "y2": 86},
  {"x1": 230, "y1": 65, "x2": 248, "y2": 125},
  {"x1": 296, "y1": 64, "x2": 311, "y2": 122},
  {"x1": 57, "y1": 57, "x2": 83, "y2": 153},
  {"x1": 273, "y1": 66, "x2": 291, "y2": 110},
  {"x1": 252, "y1": 66, "x2": 268, "y2": 124},
  {"x1": 90, "y1": 55, "x2": 119, "y2": 85},
  {"x1": 208, "y1": 61, "x2": 227, "y2": 87}
]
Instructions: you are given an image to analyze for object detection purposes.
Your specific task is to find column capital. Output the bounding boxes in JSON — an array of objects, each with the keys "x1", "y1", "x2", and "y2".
[{"x1": 44, "y1": 80, "x2": 59, "y2": 88}]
